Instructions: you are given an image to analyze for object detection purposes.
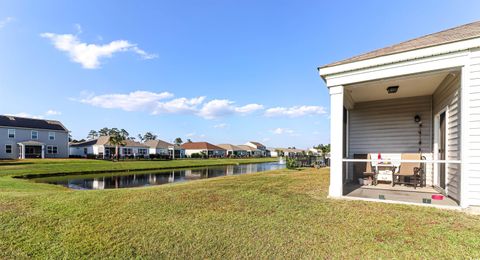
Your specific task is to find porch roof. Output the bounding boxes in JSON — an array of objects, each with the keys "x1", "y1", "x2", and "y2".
[
  {"x1": 17, "y1": 141, "x2": 45, "y2": 146},
  {"x1": 320, "y1": 20, "x2": 480, "y2": 69}
]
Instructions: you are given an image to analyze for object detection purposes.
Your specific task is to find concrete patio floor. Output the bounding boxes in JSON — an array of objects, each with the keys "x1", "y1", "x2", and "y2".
[{"x1": 344, "y1": 183, "x2": 459, "y2": 206}]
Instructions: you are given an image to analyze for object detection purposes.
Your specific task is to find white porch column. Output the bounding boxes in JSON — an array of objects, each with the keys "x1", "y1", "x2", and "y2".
[
  {"x1": 329, "y1": 85, "x2": 344, "y2": 197},
  {"x1": 41, "y1": 145, "x2": 45, "y2": 159},
  {"x1": 20, "y1": 144, "x2": 25, "y2": 159},
  {"x1": 460, "y1": 63, "x2": 471, "y2": 208}
]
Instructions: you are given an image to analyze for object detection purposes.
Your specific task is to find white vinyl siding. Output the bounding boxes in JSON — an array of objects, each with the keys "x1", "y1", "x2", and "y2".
[
  {"x1": 433, "y1": 72, "x2": 461, "y2": 201},
  {"x1": 466, "y1": 48, "x2": 480, "y2": 206},
  {"x1": 348, "y1": 95, "x2": 432, "y2": 154}
]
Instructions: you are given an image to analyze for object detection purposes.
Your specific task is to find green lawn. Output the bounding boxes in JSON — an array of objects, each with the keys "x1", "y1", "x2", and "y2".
[
  {"x1": 0, "y1": 157, "x2": 277, "y2": 177},
  {"x1": 1, "y1": 166, "x2": 480, "y2": 258}
]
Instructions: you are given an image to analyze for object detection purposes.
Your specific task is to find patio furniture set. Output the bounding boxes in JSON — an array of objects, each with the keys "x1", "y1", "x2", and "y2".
[{"x1": 361, "y1": 153, "x2": 425, "y2": 189}]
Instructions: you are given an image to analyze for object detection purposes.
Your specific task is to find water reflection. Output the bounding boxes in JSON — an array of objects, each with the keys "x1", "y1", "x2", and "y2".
[{"x1": 35, "y1": 162, "x2": 285, "y2": 190}]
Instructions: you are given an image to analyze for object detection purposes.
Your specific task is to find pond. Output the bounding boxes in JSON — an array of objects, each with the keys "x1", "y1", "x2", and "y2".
[{"x1": 33, "y1": 162, "x2": 286, "y2": 190}]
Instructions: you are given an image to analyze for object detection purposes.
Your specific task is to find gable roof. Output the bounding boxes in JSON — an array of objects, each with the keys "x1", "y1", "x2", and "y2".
[
  {"x1": 181, "y1": 142, "x2": 225, "y2": 150},
  {"x1": 321, "y1": 20, "x2": 480, "y2": 68},
  {"x1": 76, "y1": 136, "x2": 148, "y2": 147},
  {"x1": 69, "y1": 139, "x2": 98, "y2": 147},
  {"x1": 217, "y1": 144, "x2": 245, "y2": 151},
  {"x1": 0, "y1": 115, "x2": 68, "y2": 131},
  {"x1": 237, "y1": 145, "x2": 257, "y2": 151},
  {"x1": 145, "y1": 139, "x2": 174, "y2": 149},
  {"x1": 247, "y1": 141, "x2": 265, "y2": 148}
]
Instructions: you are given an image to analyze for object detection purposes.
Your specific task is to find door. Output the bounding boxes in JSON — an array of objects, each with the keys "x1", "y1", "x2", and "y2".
[{"x1": 439, "y1": 111, "x2": 446, "y2": 189}]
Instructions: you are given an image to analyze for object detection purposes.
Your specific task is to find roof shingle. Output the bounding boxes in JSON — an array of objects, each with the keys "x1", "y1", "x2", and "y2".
[{"x1": 0, "y1": 115, "x2": 68, "y2": 131}]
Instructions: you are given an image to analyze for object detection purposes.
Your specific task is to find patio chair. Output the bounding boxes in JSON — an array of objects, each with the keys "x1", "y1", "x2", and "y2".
[
  {"x1": 363, "y1": 153, "x2": 377, "y2": 186},
  {"x1": 392, "y1": 153, "x2": 424, "y2": 189}
]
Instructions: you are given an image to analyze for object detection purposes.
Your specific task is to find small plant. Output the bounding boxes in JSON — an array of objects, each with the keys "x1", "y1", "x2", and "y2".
[{"x1": 286, "y1": 157, "x2": 298, "y2": 169}]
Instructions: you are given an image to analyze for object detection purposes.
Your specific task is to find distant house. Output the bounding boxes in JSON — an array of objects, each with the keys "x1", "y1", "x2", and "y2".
[
  {"x1": 181, "y1": 142, "x2": 226, "y2": 158},
  {"x1": 145, "y1": 139, "x2": 185, "y2": 158},
  {"x1": 236, "y1": 145, "x2": 261, "y2": 157},
  {"x1": 69, "y1": 136, "x2": 149, "y2": 159},
  {"x1": 271, "y1": 148, "x2": 305, "y2": 157},
  {"x1": 0, "y1": 115, "x2": 69, "y2": 159},
  {"x1": 217, "y1": 144, "x2": 247, "y2": 157},
  {"x1": 245, "y1": 141, "x2": 267, "y2": 157}
]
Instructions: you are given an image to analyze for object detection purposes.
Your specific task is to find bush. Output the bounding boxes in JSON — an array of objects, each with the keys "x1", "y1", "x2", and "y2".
[{"x1": 286, "y1": 157, "x2": 298, "y2": 169}]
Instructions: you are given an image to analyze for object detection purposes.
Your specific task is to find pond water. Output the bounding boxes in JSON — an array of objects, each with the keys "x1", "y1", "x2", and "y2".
[{"x1": 33, "y1": 162, "x2": 286, "y2": 190}]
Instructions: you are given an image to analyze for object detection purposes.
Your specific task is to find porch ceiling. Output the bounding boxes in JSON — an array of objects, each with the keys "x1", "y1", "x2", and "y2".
[{"x1": 345, "y1": 70, "x2": 455, "y2": 103}]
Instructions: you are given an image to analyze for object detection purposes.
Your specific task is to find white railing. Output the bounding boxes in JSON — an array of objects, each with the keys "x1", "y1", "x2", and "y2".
[{"x1": 342, "y1": 158, "x2": 461, "y2": 164}]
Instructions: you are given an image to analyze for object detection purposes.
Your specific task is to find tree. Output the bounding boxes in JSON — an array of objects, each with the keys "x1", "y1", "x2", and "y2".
[
  {"x1": 314, "y1": 144, "x2": 331, "y2": 160},
  {"x1": 138, "y1": 132, "x2": 157, "y2": 142},
  {"x1": 186, "y1": 139, "x2": 192, "y2": 143},
  {"x1": 174, "y1": 137, "x2": 183, "y2": 146},
  {"x1": 108, "y1": 128, "x2": 127, "y2": 161},
  {"x1": 98, "y1": 127, "x2": 110, "y2": 136},
  {"x1": 87, "y1": 130, "x2": 98, "y2": 140}
]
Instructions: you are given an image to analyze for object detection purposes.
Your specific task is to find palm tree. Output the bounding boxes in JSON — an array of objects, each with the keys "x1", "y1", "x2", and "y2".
[
  {"x1": 138, "y1": 132, "x2": 157, "y2": 142},
  {"x1": 99, "y1": 127, "x2": 110, "y2": 136},
  {"x1": 174, "y1": 137, "x2": 183, "y2": 146},
  {"x1": 108, "y1": 128, "x2": 126, "y2": 161},
  {"x1": 87, "y1": 130, "x2": 98, "y2": 140},
  {"x1": 186, "y1": 139, "x2": 192, "y2": 143}
]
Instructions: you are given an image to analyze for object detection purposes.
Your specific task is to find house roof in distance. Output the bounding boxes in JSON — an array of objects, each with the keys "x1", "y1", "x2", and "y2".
[
  {"x1": 0, "y1": 115, "x2": 68, "y2": 131},
  {"x1": 247, "y1": 141, "x2": 265, "y2": 148},
  {"x1": 181, "y1": 142, "x2": 225, "y2": 150},
  {"x1": 71, "y1": 136, "x2": 148, "y2": 147},
  {"x1": 145, "y1": 139, "x2": 174, "y2": 149},
  {"x1": 321, "y1": 20, "x2": 480, "y2": 68},
  {"x1": 237, "y1": 145, "x2": 257, "y2": 151},
  {"x1": 217, "y1": 144, "x2": 245, "y2": 151}
]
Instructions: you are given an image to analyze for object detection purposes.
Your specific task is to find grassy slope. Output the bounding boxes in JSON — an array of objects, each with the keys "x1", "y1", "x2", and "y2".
[
  {"x1": 0, "y1": 158, "x2": 277, "y2": 177},
  {"x1": 1, "y1": 167, "x2": 480, "y2": 258}
]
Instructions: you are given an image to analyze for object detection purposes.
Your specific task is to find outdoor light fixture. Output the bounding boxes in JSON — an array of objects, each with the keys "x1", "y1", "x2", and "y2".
[
  {"x1": 414, "y1": 115, "x2": 421, "y2": 123},
  {"x1": 386, "y1": 85, "x2": 399, "y2": 94}
]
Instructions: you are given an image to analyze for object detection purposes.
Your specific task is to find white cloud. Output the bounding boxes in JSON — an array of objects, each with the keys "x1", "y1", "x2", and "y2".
[
  {"x1": 197, "y1": 99, "x2": 263, "y2": 119},
  {"x1": 81, "y1": 91, "x2": 173, "y2": 111},
  {"x1": 41, "y1": 30, "x2": 157, "y2": 69},
  {"x1": 186, "y1": 132, "x2": 205, "y2": 139},
  {"x1": 46, "y1": 110, "x2": 62, "y2": 116},
  {"x1": 0, "y1": 17, "x2": 13, "y2": 29},
  {"x1": 265, "y1": 105, "x2": 327, "y2": 117},
  {"x1": 7, "y1": 112, "x2": 43, "y2": 119},
  {"x1": 272, "y1": 128, "x2": 294, "y2": 135},
  {"x1": 154, "y1": 96, "x2": 205, "y2": 114},
  {"x1": 213, "y1": 123, "x2": 228, "y2": 128}
]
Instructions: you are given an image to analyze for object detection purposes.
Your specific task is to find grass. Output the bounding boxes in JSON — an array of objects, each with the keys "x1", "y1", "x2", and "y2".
[
  {"x1": 0, "y1": 158, "x2": 277, "y2": 177},
  {"x1": 1, "y1": 165, "x2": 480, "y2": 258}
]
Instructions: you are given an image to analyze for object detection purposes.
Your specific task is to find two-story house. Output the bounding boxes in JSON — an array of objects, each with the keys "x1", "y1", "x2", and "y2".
[{"x1": 0, "y1": 115, "x2": 69, "y2": 159}]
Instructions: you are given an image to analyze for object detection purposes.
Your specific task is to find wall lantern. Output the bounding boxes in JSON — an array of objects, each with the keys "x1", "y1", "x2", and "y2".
[
  {"x1": 386, "y1": 85, "x2": 399, "y2": 94},
  {"x1": 414, "y1": 115, "x2": 422, "y2": 123}
]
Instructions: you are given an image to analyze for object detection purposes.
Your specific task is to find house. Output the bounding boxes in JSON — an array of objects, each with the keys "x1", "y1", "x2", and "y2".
[
  {"x1": 69, "y1": 136, "x2": 149, "y2": 159},
  {"x1": 217, "y1": 144, "x2": 247, "y2": 157},
  {"x1": 318, "y1": 21, "x2": 480, "y2": 209},
  {"x1": 271, "y1": 148, "x2": 306, "y2": 157},
  {"x1": 145, "y1": 139, "x2": 185, "y2": 159},
  {"x1": 245, "y1": 141, "x2": 267, "y2": 156},
  {"x1": 181, "y1": 142, "x2": 226, "y2": 158},
  {"x1": 237, "y1": 145, "x2": 262, "y2": 157},
  {"x1": 0, "y1": 115, "x2": 69, "y2": 159}
]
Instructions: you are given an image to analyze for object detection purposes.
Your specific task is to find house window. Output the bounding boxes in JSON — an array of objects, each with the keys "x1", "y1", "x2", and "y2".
[
  {"x1": 138, "y1": 148, "x2": 148, "y2": 155},
  {"x1": 83, "y1": 148, "x2": 88, "y2": 155},
  {"x1": 48, "y1": 132, "x2": 55, "y2": 140},
  {"x1": 31, "y1": 131, "x2": 38, "y2": 140},
  {"x1": 122, "y1": 148, "x2": 132, "y2": 155},
  {"x1": 8, "y1": 129, "x2": 15, "y2": 138},
  {"x1": 47, "y1": 145, "x2": 58, "y2": 154},
  {"x1": 5, "y1": 145, "x2": 12, "y2": 154}
]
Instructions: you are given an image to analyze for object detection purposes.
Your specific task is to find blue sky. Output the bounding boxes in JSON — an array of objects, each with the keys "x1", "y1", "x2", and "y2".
[{"x1": 0, "y1": 1, "x2": 479, "y2": 148}]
